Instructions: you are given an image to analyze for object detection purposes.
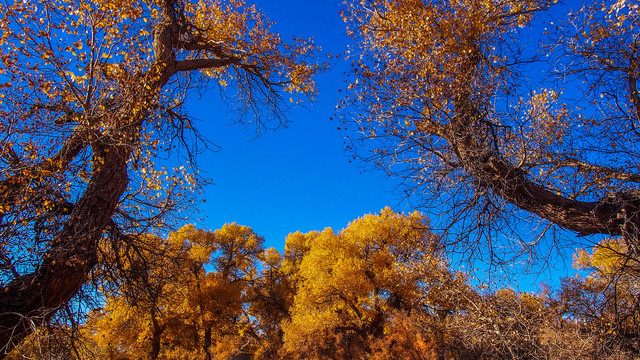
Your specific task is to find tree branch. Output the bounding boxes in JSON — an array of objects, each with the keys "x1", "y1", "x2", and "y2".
[{"x1": 174, "y1": 57, "x2": 238, "y2": 73}]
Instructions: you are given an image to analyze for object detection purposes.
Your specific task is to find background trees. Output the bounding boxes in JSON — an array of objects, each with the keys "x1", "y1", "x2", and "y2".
[
  {"x1": 279, "y1": 208, "x2": 472, "y2": 360},
  {"x1": 559, "y1": 239, "x2": 640, "y2": 356},
  {"x1": 340, "y1": 0, "x2": 640, "y2": 261},
  {"x1": 0, "y1": 0, "x2": 320, "y2": 353},
  {"x1": 79, "y1": 223, "x2": 264, "y2": 360},
  {"x1": 5, "y1": 210, "x2": 634, "y2": 359}
]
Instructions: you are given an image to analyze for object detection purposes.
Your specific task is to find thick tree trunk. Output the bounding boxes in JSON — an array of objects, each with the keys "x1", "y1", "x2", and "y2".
[
  {"x1": 203, "y1": 324, "x2": 213, "y2": 360},
  {"x1": 447, "y1": 109, "x2": 640, "y2": 241},
  {"x1": 149, "y1": 313, "x2": 165, "y2": 360},
  {"x1": 477, "y1": 155, "x2": 638, "y2": 237},
  {"x1": 0, "y1": 144, "x2": 130, "y2": 357}
]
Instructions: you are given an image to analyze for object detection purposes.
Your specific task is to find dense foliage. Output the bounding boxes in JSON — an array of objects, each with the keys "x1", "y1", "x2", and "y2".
[{"x1": 7, "y1": 209, "x2": 639, "y2": 359}]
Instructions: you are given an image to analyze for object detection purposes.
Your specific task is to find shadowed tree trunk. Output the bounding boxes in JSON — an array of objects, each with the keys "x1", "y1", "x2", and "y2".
[
  {"x1": 149, "y1": 311, "x2": 166, "y2": 360},
  {"x1": 203, "y1": 323, "x2": 213, "y2": 360},
  {"x1": 0, "y1": 143, "x2": 130, "y2": 355}
]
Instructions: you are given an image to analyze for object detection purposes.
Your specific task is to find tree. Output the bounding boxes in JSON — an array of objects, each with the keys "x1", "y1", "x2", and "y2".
[
  {"x1": 558, "y1": 239, "x2": 640, "y2": 356},
  {"x1": 245, "y1": 247, "x2": 296, "y2": 359},
  {"x1": 0, "y1": 0, "x2": 320, "y2": 354},
  {"x1": 340, "y1": 0, "x2": 640, "y2": 261},
  {"x1": 80, "y1": 223, "x2": 264, "y2": 360},
  {"x1": 280, "y1": 208, "x2": 472, "y2": 359}
]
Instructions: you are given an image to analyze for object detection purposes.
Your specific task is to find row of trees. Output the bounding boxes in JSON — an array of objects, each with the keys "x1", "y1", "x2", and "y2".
[{"x1": 8, "y1": 208, "x2": 640, "y2": 359}]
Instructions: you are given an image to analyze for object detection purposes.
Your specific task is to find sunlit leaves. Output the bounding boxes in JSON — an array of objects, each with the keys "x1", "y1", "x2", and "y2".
[
  {"x1": 281, "y1": 208, "x2": 464, "y2": 359},
  {"x1": 0, "y1": 0, "x2": 321, "y2": 336}
]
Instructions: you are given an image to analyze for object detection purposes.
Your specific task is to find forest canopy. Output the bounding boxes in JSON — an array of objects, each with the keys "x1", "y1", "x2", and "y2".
[{"x1": 8, "y1": 209, "x2": 639, "y2": 359}]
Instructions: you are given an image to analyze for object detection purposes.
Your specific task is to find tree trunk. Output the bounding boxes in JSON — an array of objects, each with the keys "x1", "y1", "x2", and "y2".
[
  {"x1": 149, "y1": 313, "x2": 165, "y2": 360},
  {"x1": 447, "y1": 69, "x2": 640, "y2": 242},
  {"x1": 0, "y1": 144, "x2": 130, "y2": 357},
  {"x1": 203, "y1": 324, "x2": 213, "y2": 360}
]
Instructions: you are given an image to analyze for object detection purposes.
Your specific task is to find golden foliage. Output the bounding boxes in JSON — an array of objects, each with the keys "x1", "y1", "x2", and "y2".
[
  {"x1": 280, "y1": 208, "x2": 465, "y2": 359},
  {"x1": 0, "y1": 0, "x2": 322, "y2": 350},
  {"x1": 81, "y1": 223, "x2": 264, "y2": 360}
]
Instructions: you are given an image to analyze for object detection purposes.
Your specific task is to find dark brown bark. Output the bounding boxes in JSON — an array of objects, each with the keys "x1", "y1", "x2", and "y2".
[
  {"x1": 203, "y1": 324, "x2": 212, "y2": 360},
  {"x1": 477, "y1": 155, "x2": 637, "y2": 237},
  {"x1": 149, "y1": 312, "x2": 165, "y2": 360},
  {"x1": 0, "y1": 143, "x2": 130, "y2": 356}
]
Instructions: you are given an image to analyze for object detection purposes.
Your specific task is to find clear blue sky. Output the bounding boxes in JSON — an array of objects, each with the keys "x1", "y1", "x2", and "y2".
[{"x1": 187, "y1": 0, "x2": 409, "y2": 250}]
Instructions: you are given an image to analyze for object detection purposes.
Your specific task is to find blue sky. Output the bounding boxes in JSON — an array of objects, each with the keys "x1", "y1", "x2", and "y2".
[{"x1": 187, "y1": 0, "x2": 409, "y2": 250}]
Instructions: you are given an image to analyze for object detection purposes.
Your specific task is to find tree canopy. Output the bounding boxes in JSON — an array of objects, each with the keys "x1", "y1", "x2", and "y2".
[
  {"x1": 0, "y1": 0, "x2": 320, "y2": 353},
  {"x1": 340, "y1": 0, "x2": 640, "y2": 261}
]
